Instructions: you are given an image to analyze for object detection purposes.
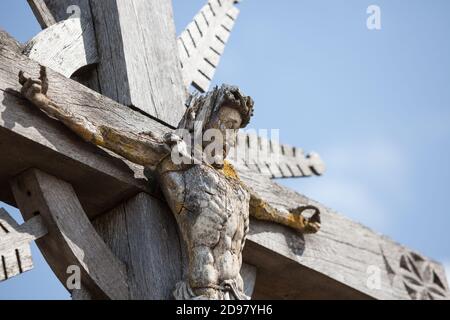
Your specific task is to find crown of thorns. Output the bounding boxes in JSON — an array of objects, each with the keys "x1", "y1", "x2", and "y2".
[{"x1": 219, "y1": 87, "x2": 255, "y2": 128}]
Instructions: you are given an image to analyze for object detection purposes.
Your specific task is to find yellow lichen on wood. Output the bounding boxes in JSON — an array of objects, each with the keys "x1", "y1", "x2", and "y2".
[{"x1": 220, "y1": 161, "x2": 240, "y2": 181}]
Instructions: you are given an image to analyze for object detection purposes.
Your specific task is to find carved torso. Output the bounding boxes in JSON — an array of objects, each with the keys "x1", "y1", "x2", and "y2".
[{"x1": 156, "y1": 157, "x2": 250, "y2": 299}]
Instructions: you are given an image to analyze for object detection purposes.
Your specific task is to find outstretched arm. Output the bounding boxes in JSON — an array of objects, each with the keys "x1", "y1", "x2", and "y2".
[
  {"x1": 249, "y1": 190, "x2": 321, "y2": 234},
  {"x1": 19, "y1": 67, "x2": 170, "y2": 167}
]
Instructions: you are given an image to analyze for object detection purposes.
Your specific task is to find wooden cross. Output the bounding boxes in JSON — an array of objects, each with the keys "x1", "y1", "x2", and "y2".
[{"x1": 0, "y1": 0, "x2": 448, "y2": 300}]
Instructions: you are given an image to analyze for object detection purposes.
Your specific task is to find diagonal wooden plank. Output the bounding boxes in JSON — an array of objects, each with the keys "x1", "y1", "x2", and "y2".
[
  {"x1": 179, "y1": 0, "x2": 241, "y2": 93},
  {"x1": 27, "y1": 0, "x2": 57, "y2": 29},
  {"x1": 38, "y1": 0, "x2": 91, "y2": 23},
  {"x1": 11, "y1": 169, "x2": 129, "y2": 300}
]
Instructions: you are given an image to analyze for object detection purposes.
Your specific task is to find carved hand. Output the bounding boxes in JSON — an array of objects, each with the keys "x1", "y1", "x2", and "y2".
[
  {"x1": 162, "y1": 132, "x2": 198, "y2": 164},
  {"x1": 292, "y1": 206, "x2": 321, "y2": 234},
  {"x1": 18, "y1": 66, "x2": 50, "y2": 108}
]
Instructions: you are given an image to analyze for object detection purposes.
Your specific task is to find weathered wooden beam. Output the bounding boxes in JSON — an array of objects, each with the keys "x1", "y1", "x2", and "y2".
[
  {"x1": 31, "y1": 1, "x2": 189, "y2": 123},
  {"x1": 44, "y1": 0, "x2": 181, "y2": 126},
  {"x1": 27, "y1": 0, "x2": 57, "y2": 29},
  {"x1": 29, "y1": 1, "x2": 101, "y2": 92},
  {"x1": 10, "y1": 169, "x2": 129, "y2": 300},
  {"x1": 89, "y1": 0, "x2": 187, "y2": 125},
  {"x1": 29, "y1": 0, "x2": 242, "y2": 97},
  {"x1": 92, "y1": 193, "x2": 183, "y2": 299},
  {"x1": 18, "y1": 10, "x2": 326, "y2": 181},
  {"x1": 0, "y1": 38, "x2": 164, "y2": 217},
  {"x1": 36, "y1": 0, "x2": 92, "y2": 23},
  {"x1": 23, "y1": 18, "x2": 99, "y2": 78},
  {"x1": 37, "y1": 0, "x2": 187, "y2": 126},
  {"x1": 83, "y1": 0, "x2": 191, "y2": 299}
]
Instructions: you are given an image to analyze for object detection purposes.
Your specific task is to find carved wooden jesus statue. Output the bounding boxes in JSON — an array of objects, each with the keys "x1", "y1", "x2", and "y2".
[{"x1": 18, "y1": 67, "x2": 321, "y2": 300}]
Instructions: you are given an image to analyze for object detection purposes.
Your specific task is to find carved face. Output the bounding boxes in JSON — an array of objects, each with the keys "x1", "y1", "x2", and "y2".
[
  {"x1": 215, "y1": 106, "x2": 243, "y2": 131},
  {"x1": 204, "y1": 106, "x2": 242, "y2": 161}
]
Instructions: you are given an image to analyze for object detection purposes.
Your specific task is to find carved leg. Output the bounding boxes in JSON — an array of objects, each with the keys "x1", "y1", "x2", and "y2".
[{"x1": 190, "y1": 245, "x2": 221, "y2": 299}]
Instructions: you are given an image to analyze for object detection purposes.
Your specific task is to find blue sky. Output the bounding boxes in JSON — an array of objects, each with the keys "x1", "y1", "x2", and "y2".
[{"x1": 1, "y1": 0, "x2": 449, "y2": 299}]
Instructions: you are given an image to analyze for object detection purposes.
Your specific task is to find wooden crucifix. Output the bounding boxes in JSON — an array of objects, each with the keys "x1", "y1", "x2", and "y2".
[{"x1": 0, "y1": 0, "x2": 449, "y2": 300}]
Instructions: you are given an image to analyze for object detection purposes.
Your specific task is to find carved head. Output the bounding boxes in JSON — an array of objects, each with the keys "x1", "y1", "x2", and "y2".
[{"x1": 177, "y1": 85, "x2": 254, "y2": 165}]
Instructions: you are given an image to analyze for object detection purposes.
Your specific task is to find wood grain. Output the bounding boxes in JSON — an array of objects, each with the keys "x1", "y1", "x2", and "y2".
[
  {"x1": 88, "y1": 0, "x2": 186, "y2": 126},
  {"x1": 40, "y1": 0, "x2": 92, "y2": 23},
  {"x1": 85, "y1": 0, "x2": 188, "y2": 299},
  {"x1": 11, "y1": 169, "x2": 129, "y2": 300},
  {"x1": 43, "y1": 0, "x2": 186, "y2": 124},
  {"x1": 24, "y1": 18, "x2": 99, "y2": 78},
  {"x1": 0, "y1": 42, "x2": 168, "y2": 216},
  {"x1": 27, "y1": 0, "x2": 57, "y2": 29},
  {"x1": 0, "y1": 30, "x2": 23, "y2": 54},
  {"x1": 93, "y1": 193, "x2": 183, "y2": 300}
]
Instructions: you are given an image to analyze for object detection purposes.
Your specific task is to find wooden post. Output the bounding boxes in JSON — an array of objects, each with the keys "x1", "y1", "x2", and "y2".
[
  {"x1": 88, "y1": 0, "x2": 187, "y2": 125},
  {"x1": 93, "y1": 193, "x2": 184, "y2": 300},
  {"x1": 85, "y1": 0, "x2": 188, "y2": 299},
  {"x1": 37, "y1": 0, "x2": 187, "y2": 126}
]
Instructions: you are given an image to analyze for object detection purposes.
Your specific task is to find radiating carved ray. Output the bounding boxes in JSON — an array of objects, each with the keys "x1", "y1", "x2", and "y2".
[
  {"x1": 178, "y1": 0, "x2": 241, "y2": 93},
  {"x1": 228, "y1": 132, "x2": 326, "y2": 179},
  {"x1": 0, "y1": 208, "x2": 47, "y2": 282}
]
